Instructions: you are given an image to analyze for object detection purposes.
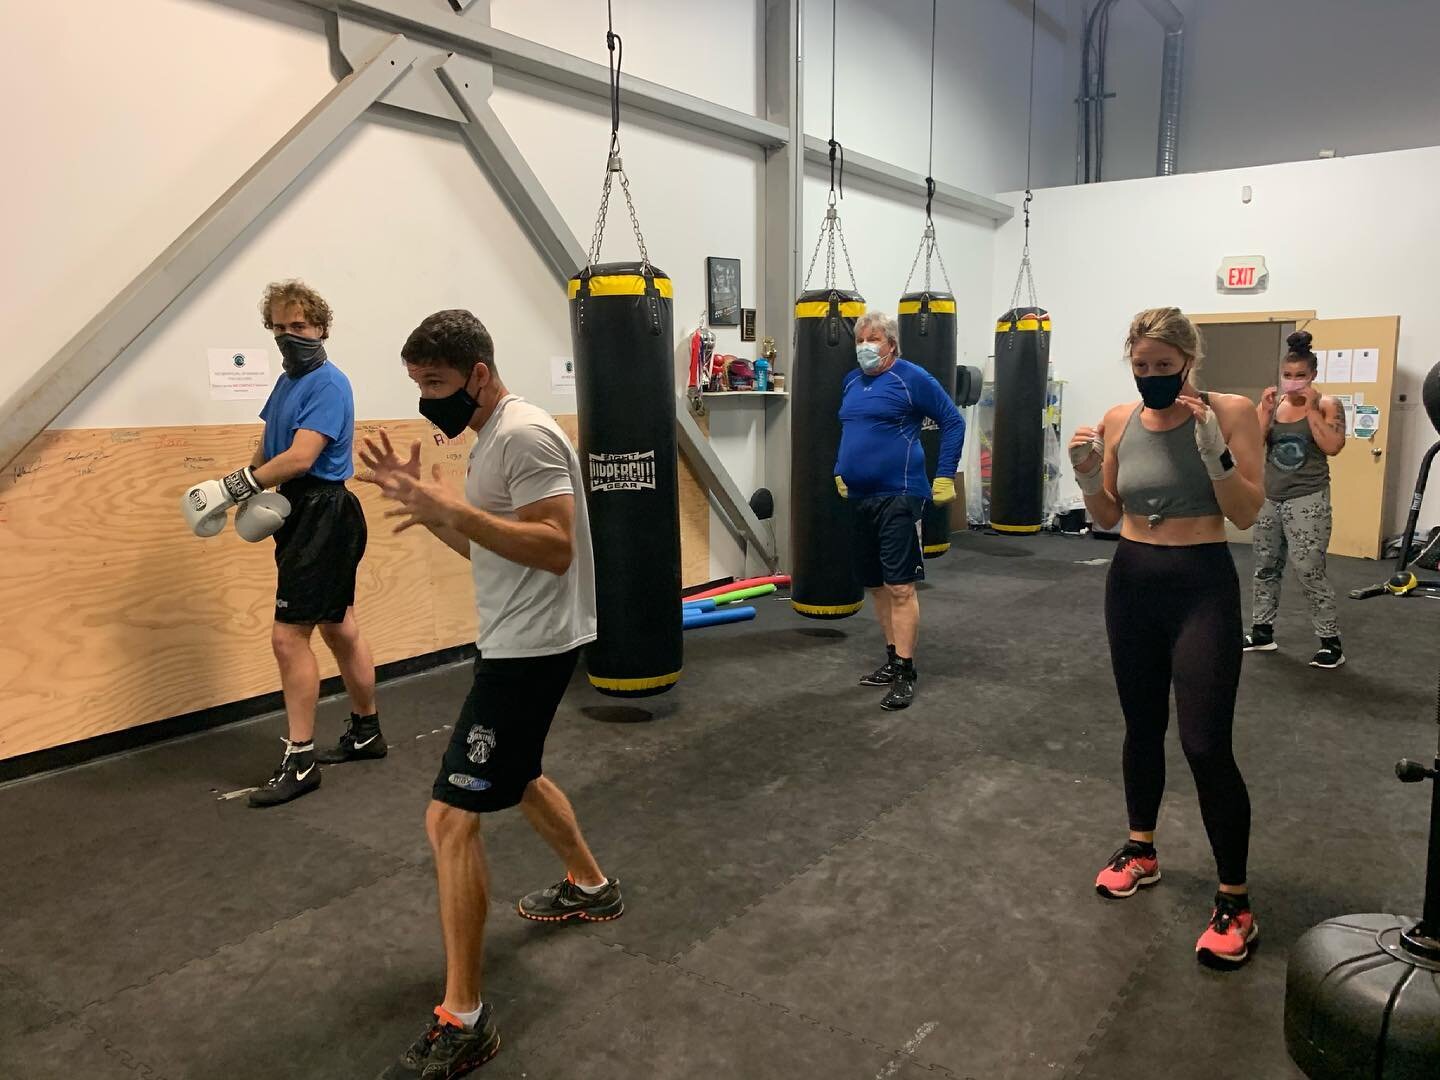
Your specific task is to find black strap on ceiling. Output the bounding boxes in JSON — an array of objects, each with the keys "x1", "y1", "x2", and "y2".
[
  {"x1": 925, "y1": 0, "x2": 937, "y2": 223},
  {"x1": 828, "y1": 0, "x2": 845, "y2": 199}
]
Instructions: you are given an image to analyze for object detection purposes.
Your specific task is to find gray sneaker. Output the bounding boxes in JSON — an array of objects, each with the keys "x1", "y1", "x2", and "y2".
[
  {"x1": 380, "y1": 1005, "x2": 500, "y2": 1079},
  {"x1": 517, "y1": 876, "x2": 624, "y2": 923}
]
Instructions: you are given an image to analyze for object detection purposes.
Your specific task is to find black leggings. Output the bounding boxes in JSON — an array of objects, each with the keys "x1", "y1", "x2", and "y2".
[{"x1": 1105, "y1": 539, "x2": 1250, "y2": 886}]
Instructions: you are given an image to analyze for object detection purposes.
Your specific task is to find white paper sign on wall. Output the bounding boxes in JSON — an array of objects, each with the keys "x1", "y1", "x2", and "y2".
[
  {"x1": 1216, "y1": 255, "x2": 1269, "y2": 293},
  {"x1": 208, "y1": 347, "x2": 272, "y2": 400}
]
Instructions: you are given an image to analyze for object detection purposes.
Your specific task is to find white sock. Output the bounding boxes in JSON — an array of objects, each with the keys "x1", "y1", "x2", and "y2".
[
  {"x1": 575, "y1": 877, "x2": 609, "y2": 895},
  {"x1": 449, "y1": 1003, "x2": 484, "y2": 1029}
]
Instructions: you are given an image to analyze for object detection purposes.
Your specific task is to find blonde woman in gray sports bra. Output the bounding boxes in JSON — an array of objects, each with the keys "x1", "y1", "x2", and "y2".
[{"x1": 1068, "y1": 307, "x2": 1266, "y2": 967}]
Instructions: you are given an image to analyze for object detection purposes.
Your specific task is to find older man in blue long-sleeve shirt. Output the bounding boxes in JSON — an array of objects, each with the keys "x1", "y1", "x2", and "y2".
[{"x1": 834, "y1": 310, "x2": 965, "y2": 711}]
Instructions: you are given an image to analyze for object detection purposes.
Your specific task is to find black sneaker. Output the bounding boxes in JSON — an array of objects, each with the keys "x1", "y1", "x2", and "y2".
[
  {"x1": 315, "y1": 712, "x2": 387, "y2": 764},
  {"x1": 248, "y1": 743, "x2": 321, "y2": 808},
  {"x1": 880, "y1": 670, "x2": 916, "y2": 711},
  {"x1": 517, "y1": 876, "x2": 624, "y2": 923},
  {"x1": 859, "y1": 646, "x2": 899, "y2": 686},
  {"x1": 1310, "y1": 638, "x2": 1345, "y2": 669},
  {"x1": 1243, "y1": 624, "x2": 1277, "y2": 652},
  {"x1": 380, "y1": 1006, "x2": 500, "y2": 1079}
]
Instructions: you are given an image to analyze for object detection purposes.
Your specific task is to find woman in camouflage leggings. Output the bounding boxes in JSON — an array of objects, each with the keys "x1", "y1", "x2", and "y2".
[{"x1": 1244, "y1": 330, "x2": 1348, "y2": 668}]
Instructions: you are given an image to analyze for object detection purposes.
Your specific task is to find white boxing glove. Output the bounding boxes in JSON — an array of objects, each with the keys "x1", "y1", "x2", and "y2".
[
  {"x1": 182, "y1": 479, "x2": 234, "y2": 537},
  {"x1": 235, "y1": 491, "x2": 292, "y2": 542},
  {"x1": 1194, "y1": 406, "x2": 1236, "y2": 481}
]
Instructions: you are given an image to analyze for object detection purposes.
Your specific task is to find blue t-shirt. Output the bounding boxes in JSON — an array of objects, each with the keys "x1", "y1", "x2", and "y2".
[
  {"x1": 259, "y1": 361, "x2": 355, "y2": 481},
  {"x1": 835, "y1": 358, "x2": 965, "y2": 500}
]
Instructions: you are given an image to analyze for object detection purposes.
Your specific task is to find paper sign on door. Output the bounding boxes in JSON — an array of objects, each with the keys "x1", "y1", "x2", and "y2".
[
  {"x1": 1352, "y1": 348, "x2": 1379, "y2": 383},
  {"x1": 1353, "y1": 404, "x2": 1380, "y2": 439},
  {"x1": 1327, "y1": 349, "x2": 1354, "y2": 382}
]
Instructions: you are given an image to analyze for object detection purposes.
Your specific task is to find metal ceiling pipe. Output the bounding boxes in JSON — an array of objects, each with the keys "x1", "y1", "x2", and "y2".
[{"x1": 1134, "y1": 0, "x2": 1184, "y2": 175}]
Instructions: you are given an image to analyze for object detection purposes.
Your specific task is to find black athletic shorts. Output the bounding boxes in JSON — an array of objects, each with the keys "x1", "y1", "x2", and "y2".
[
  {"x1": 272, "y1": 476, "x2": 367, "y2": 625},
  {"x1": 432, "y1": 648, "x2": 582, "y2": 813},
  {"x1": 853, "y1": 494, "x2": 927, "y2": 587}
]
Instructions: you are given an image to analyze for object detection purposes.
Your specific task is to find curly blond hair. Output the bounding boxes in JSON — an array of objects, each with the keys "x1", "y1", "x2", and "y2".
[
  {"x1": 1125, "y1": 306, "x2": 1204, "y2": 368},
  {"x1": 260, "y1": 279, "x2": 333, "y2": 338}
]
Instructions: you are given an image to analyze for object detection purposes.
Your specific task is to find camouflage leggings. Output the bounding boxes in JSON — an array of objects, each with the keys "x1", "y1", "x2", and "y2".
[{"x1": 1250, "y1": 488, "x2": 1339, "y2": 638}]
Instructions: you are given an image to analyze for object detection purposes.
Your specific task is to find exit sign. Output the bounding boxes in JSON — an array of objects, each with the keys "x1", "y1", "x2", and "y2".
[{"x1": 1217, "y1": 255, "x2": 1269, "y2": 293}]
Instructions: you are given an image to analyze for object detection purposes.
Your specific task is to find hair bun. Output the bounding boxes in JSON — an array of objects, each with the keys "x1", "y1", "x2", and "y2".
[{"x1": 1287, "y1": 330, "x2": 1314, "y2": 353}]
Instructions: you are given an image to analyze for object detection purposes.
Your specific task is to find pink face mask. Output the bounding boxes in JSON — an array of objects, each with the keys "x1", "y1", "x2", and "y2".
[{"x1": 1281, "y1": 378, "x2": 1309, "y2": 394}]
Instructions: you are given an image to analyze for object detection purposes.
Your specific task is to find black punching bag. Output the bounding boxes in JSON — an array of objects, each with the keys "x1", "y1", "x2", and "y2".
[
  {"x1": 569, "y1": 262, "x2": 682, "y2": 696},
  {"x1": 899, "y1": 290, "x2": 958, "y2": 557},
  {"x1": 791, "y1": 288, "x2": 866, "y2": 618},
  {"x1": 990, "y1": 306, "x2": 1050, "y2": 534}
]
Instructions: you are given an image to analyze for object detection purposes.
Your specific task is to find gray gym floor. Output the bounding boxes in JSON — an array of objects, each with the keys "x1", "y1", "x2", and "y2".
[{"x1": 1, "y1": 533, "x2": 1433, "y2": 1079}]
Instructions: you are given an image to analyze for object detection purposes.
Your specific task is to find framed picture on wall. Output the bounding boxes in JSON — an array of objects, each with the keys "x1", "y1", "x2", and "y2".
[{"x1": 706, "y1": 257, "x2": 742, "y2": 326}]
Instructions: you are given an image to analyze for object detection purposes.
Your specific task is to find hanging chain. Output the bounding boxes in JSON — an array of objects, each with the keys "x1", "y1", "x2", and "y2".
[
  {"x1": 804, "y1": 194, "x2": 858, "y2": 292},
  {"x1": 586, "y1": 0, "x2": 651, "y2": 272}
]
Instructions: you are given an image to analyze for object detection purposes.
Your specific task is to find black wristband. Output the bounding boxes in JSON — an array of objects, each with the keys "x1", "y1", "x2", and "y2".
[{"x1": 221, "y1": 467, "x2": 262, "y2": 502}]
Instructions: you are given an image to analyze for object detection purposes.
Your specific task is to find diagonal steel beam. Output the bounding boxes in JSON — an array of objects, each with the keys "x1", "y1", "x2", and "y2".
[
  {"x1": 292, "y1": 0, "x2": 788, "y2": 148},
  {"x1": 802, "y1": 135, "x2": 1015, "y2": 222},
  {"x1": 435, "y1": 68, "x2": 776, "y2": 569},
  {"x1": 0, "y1": 34, "x2": 419, "y2": 470},
  {"x1": 438, "y1": 64, "x2": 585, "y2": 287}
]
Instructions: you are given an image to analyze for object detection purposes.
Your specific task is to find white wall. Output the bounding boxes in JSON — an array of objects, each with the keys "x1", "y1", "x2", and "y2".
[
  {"x1": 801, "y1": 0, "x2": 1072, "y2": 194},
  {"x1": 1067, "y1": 0, "x2": 1440, "y2": 184},
  {"x1": 1, "y1": 0, "x2": 773, "y2": 576},
  {"x1": 992, "y1": 146, "x2": 1440, "y2": 537},
  {"x1": 492, "y1": 0, "x2": 759, "y2": 114}
]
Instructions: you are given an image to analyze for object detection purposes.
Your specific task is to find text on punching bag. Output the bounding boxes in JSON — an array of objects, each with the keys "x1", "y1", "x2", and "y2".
[{"x1": 588, "y1": 450, "x2": 658, "y2": 492}]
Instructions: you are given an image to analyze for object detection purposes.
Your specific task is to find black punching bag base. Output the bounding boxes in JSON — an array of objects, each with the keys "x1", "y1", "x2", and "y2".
[
  {"x1": 586, "y1": 672, "x2": 680, "y2": 699},
  {"x1": 1285, "y1": 913, "x2": 1440, "y2": 1079}
]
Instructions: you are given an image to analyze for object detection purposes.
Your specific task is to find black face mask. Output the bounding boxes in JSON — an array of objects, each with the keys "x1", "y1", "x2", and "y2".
[
  {"x1": 419, "y1": 376, "x2": 480, "y2": 439},
  {"x1": 1135, "y1": 366, "x2": 1188, "y2": 410},
  {"x1": 276, "y1": 333, "x2": 328, "y2": 378}
]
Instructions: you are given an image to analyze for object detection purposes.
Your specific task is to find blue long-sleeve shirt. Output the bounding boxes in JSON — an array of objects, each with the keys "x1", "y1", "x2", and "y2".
[{"x1": 835, "y1": 358, "x2": 965, "y2": 500}]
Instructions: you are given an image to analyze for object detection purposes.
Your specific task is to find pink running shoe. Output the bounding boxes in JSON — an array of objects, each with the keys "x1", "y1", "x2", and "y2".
[
  {"x1": 1095, "y1": 841, "x2": 1162, "y2": 899},
  {"x1": 1196, "y1": 893, "x2": 1258, "y2": 965}
]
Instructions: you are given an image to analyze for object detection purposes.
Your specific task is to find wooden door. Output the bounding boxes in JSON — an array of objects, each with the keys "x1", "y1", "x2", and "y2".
[{"x1": 1305, "y1": 317, "x2": 1401, "y2": 559}]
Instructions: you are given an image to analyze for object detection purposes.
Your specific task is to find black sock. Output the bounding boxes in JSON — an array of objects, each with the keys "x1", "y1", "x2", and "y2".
[
  {"x1": 288, "y1": 741, "x2": 314, "y2": 768},
  {"x1": 1128, "y1": 838, "x2": 1156, "y2": 856},
  {"x1": 895, "y1": 656, "x2": 914, "y2": 673},
  {"x1": 886, "y1": 643, "x2": 897, "y2": 661},
  {"x1": 1217, "y1": 890, "x2": 1250, "y2": 910}
]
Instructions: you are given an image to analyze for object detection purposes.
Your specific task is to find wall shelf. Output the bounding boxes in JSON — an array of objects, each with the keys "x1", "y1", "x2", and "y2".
[{"x1": 701, "y1": 391, "x2": 789, "y2": 399}]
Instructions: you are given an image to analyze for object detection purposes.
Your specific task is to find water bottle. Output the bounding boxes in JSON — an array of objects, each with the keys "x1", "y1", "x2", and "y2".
[{"x1": 754, "y1": 357, "x2": 769, "y2": 392}]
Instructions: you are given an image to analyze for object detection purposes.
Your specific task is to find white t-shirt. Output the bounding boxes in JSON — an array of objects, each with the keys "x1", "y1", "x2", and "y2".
[{"x1": 465, "y1": 395, "x2": 598, "y2": 658}]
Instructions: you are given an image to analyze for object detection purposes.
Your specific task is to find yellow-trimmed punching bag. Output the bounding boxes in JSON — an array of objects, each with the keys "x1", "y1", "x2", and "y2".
[
  {"x1": 790, "y1": 288, "x2": 866, "y2": 618},
  {"x1": 990, "y1": 306, "x2": 1051, "y2": 534},
  {"x1": 898, "y1": 290, "x2": 959, "y2": 557},
  {"x1": 569, "y1": 262, "x2": 682, "y2": 696}
]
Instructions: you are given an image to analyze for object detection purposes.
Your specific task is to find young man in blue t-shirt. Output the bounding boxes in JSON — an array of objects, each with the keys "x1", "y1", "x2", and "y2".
[
  {"x1": 833, "y1": 310, "x2": 965, "y2": 712},
  {"x1": 182, "y1": 280, "x2": 382, "y2": 806}
]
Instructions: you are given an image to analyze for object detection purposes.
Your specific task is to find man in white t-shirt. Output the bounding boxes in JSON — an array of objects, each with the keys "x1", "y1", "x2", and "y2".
[{"x1": 364, "y1": 309, "x2": 620, "y2": 1080}]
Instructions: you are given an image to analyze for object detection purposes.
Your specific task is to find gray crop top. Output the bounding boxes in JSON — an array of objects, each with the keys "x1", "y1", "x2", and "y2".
[{"x1": 1114, "y1": 397, "x2": 1223, "y2": 523}]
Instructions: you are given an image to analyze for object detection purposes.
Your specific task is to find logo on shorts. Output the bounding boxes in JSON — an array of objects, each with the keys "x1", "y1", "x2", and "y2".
[
  {"x1": 275, "y1": 598, "x2": 289, "y2": 609},
  {"x1": 466, "y1": 724, "x2": 497, "y2": 765},
  {"x1": 588, "y1": 450, "x2": 656, "y2": 492},
  {"x1": 448, "y1": 773, "x2": 492, "y2": 792}
]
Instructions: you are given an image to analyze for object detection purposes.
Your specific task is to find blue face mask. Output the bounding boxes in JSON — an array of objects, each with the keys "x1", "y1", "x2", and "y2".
[{"x1": 857, "y1": 343, "x2": 886, "y2": 374}]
